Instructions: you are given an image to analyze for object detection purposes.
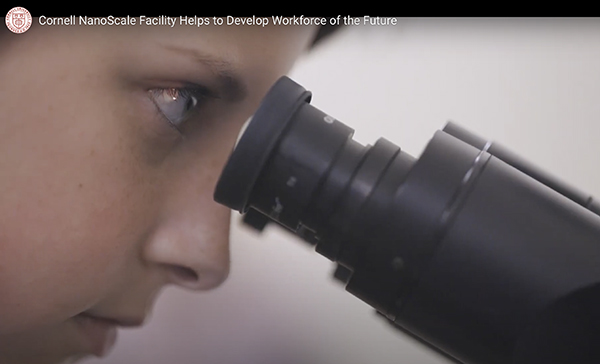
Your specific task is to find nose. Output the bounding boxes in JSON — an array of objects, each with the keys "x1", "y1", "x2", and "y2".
[
  {"x1": 140, "y1": 110, "x2": 249, "y2": 291},
  {"x1": 143, "y1": 200, "x2": 231, "y2": 291}
]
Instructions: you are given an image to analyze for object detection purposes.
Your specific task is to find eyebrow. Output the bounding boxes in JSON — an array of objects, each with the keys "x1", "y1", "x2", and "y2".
[{"x1": 159, "y1": 43, "x2": 247, "y2": 102}]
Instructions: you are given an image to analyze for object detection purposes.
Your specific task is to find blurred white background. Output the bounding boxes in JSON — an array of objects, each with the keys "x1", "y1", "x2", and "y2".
[{"x1": 86, "y1": 18, "x2": 600, "y2": 364}]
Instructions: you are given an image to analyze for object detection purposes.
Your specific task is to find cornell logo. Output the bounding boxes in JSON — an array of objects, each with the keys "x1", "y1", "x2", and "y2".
[{"x1": 5, "y1": 7, "x2": 33, "y2": 34}]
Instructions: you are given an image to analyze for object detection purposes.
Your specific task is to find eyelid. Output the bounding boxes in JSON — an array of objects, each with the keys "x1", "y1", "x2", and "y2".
[
  {"x1": 177, "y1": 82, "x2": 220, "y2": 99},
  {"x1": 148, "y1": 81, "x2": 220, "y2": 100}
]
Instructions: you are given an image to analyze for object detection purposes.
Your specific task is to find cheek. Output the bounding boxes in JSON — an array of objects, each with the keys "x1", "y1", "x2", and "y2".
[
  {"x1": 0, "y1": 66, "x2": 162, "y2": 332},
  {"x1": 0, "y1": 135, "x2": 157, "y2": 333}
]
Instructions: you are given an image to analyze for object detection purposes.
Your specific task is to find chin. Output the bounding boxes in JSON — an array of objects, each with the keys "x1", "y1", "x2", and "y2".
[
  {"x1": 0, "y1": 352, "x2": 89, "y2": 364},
  {"x1": 0, "y1": 322, "x2": 93, "y2": 364}
]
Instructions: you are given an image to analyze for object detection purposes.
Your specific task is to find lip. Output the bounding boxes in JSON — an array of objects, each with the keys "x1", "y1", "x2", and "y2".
[
  {"x1": 73, "y1": 312, "x2": 144, "y2": 358},
  {"x1": 79, "y1": 312, "x2": 145, "y2": 328},
  {"x1": 73, "y1": 313, "x2": 118, "y2": 357}
]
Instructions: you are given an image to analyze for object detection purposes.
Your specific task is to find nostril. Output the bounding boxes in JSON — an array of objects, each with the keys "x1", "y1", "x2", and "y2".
[{"x1": 169, "y1": 265, "x2": 199, "y2": 283}]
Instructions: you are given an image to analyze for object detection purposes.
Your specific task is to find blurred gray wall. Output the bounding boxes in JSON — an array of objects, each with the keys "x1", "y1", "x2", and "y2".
[{"x1": 86, "y1": 18, "x2": 600, "y2": 364}]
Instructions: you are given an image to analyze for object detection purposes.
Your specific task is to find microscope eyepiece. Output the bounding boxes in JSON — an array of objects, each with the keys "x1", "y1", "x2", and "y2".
[
  {"x1": 215, "y1": 78, "x2": 416, "y2": 262},
  {"x1": 215, "y1": 77, "x2": 311, "y2": 212}
]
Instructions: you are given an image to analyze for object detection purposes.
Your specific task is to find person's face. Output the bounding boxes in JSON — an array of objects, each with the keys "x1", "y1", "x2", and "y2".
[{"x1": 0, "y1": 21, "x2": 316, "y2": 364}]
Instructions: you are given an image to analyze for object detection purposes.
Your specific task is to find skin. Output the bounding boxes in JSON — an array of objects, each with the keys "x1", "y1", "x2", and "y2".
[{"x1": 0, "y1": 20, "x2": 316, "y2": 364}]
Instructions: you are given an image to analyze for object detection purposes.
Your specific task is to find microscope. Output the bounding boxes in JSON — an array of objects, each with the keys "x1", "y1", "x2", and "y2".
[{"x1": 214, "y1": 77, "x2": 600, "y2": 364}]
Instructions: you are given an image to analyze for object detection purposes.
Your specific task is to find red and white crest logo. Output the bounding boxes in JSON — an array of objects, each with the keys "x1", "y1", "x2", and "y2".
[{"x1": 5, "y1": 7, "x2": 32, "y2": 34}]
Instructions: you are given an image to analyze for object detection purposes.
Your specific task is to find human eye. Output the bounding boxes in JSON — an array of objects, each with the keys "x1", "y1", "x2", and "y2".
[{"x1": 148, "y1": 86, "x2": 212, "y2": 132}]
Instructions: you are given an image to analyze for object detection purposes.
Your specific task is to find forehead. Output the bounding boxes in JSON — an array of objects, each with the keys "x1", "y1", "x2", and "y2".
[
  {"x1": 95, "y1": 23, "x2": 315, "y2": 68},
  {"x1": 40, "y1": 22, "x2": 318, "y2": 96}
]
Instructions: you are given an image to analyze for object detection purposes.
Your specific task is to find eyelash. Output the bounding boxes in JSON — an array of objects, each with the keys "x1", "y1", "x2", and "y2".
[{"x1": 148, "y1": 86, "x2": 212, "y2": 133}]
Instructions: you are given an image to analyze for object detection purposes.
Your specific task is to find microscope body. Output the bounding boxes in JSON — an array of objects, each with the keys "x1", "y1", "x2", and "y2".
[
  {"x1": 215, "y1": 77, "x2": 600, "y2": 364},
  {"x1": 331, "y1": 124, "x2": 600, "y2": 364}
]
